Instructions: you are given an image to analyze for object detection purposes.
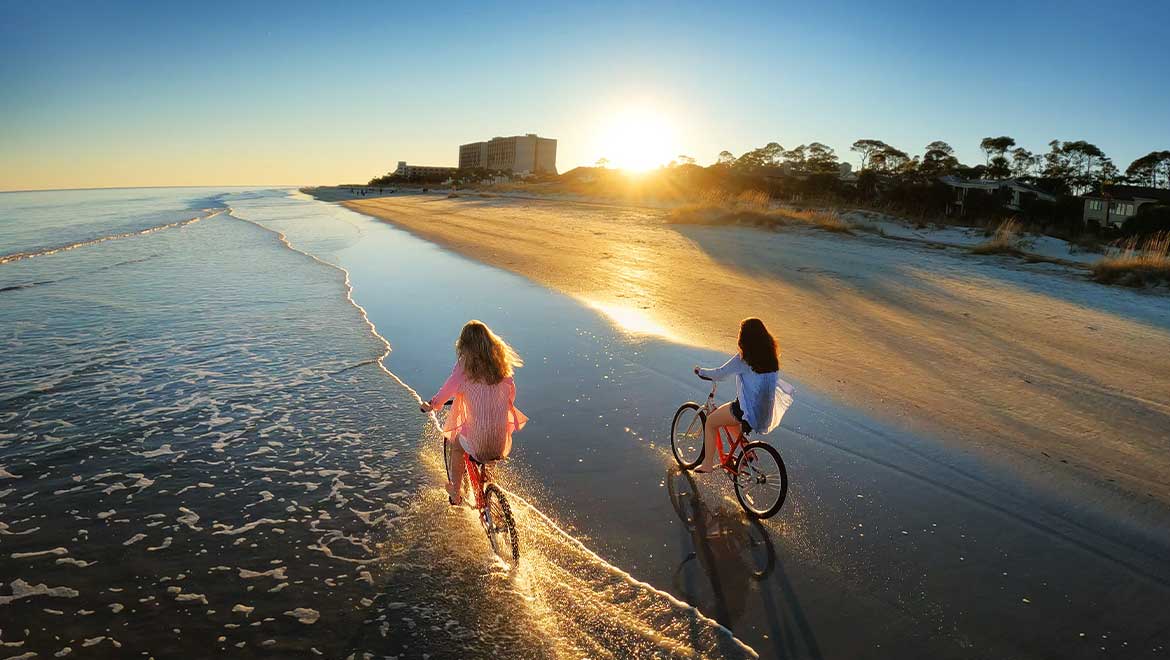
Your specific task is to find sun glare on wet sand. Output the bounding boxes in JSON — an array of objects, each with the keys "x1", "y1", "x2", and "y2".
[
  {"x1": 583, "y1": 299, "x2": 677, "y2": 341},
  {"x1": 595, "y1": 107, "x2": 677, "y2": 172}
]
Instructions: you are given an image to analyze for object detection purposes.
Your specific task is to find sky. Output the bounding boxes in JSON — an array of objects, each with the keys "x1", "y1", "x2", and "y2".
[{"x1": 2, "y1": 0, "x2": 1168, "y2": 191}]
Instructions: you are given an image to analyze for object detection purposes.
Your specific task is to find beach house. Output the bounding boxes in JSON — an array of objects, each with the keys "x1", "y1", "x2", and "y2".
[
  {"x1": 939, "y1": 176, "x2": 1057, "y2": 217},
  {"x1": 1081, "y1": 185, "x2": 1170, "y2": 227}
]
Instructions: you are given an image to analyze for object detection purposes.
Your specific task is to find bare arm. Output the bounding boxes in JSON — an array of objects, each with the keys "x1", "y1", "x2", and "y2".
[{"x1": 421, "y1": 362, "x2": 463, "y2": 411}]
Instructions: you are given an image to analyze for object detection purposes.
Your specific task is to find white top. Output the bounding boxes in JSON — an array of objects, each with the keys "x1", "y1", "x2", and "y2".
[{"x1": 697, "y1": 354, "x2": 794, "y2": 434}]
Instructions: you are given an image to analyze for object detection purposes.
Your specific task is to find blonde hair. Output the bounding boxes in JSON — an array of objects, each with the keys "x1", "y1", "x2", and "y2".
[{"x1": 456, "y1": 320, "x2": 522, "y2": 385}]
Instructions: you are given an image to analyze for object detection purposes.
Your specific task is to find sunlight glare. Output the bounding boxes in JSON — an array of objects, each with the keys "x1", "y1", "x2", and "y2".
[
  {"x1": 583, "y1": 299, "x2": 676, "y2": 341},
  {"x1": 595, "y1": 108, "x2": 676, "y2": 172}
]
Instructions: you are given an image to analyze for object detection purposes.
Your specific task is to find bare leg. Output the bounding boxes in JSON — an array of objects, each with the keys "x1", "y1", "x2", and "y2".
[
  {"x1": 446, "y1": 437, "x2": 466, "y2": 504},
  {"x1": 698, "y1": 402, "x2": 738, "y2": 472}
]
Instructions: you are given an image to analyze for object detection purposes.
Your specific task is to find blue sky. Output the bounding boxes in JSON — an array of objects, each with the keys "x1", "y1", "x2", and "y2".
[{"x1": 2, "y1": 0, "x2": 1168, "y2": 189}]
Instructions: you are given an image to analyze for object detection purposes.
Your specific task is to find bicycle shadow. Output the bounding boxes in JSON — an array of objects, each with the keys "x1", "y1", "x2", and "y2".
[{"x1": 667, "y1": 467, "x2": 824, "y2": 660}]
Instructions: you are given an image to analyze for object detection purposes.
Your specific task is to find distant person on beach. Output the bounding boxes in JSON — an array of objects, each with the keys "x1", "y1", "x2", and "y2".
[
  {"x1": 692, "y1": 318, "x2": 789, "y2": 473},
  {"x1": 420, "y1": 321, "x2": 528, "y2": 505}
]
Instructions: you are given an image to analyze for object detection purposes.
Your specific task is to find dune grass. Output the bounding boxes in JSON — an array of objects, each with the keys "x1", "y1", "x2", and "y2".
[
  {"x1": 667, "y1": 189, "x2": 854, "y2": 234},
  {"x1": 1091, "y1": 232, "x2": 1170, "y2": 287},
  {"x1": 971, "y1": 218, "x2": 1024, "y2": 256}
]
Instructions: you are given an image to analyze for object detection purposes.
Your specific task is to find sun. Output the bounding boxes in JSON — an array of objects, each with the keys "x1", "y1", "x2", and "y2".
[{"x1": 595, "y1": 108, "x2": 675, "y2": 172}]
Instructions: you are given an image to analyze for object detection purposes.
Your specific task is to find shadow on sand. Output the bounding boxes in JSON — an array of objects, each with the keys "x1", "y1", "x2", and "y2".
[{"x1": 667, "y1": 466, "x2": 824, "y2": 660}]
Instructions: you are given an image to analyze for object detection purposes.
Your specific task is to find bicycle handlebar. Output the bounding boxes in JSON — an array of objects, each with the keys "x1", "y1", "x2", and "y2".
[{"x1": 420, "y1": 399, "x2": 454, "y2": 413}]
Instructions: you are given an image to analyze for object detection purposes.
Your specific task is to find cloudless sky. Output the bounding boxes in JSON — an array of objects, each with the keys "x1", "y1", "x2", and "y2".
[{"x1": 2, "y1": 0, "x2": 1168, "y2": 190}]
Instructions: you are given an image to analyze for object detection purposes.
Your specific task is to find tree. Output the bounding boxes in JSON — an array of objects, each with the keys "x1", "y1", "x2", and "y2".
[
  {"x1": 1098, "y1": 158, "x2": 1120, "y2": 186},
  {"x1": 870, "y1": 144, "x2": 909, "y2": 173},
  {"x1": 715, "y1": 150, "x2": 736, "y2": 167},
  {"x1": 920, "y1": 140, "x2": 959, "y2": 176},
  {"x1": 1010, "y1": 147, "x2": 1041, "y2": 177},
  {"x1": 595, "y1": 157, "x2": 610, "y2": 169},
  {"x1": 735, "y1": 142, "x2": 784, "y2": 172},
  {"x1": 986, "y1": 155, "x2": 1012, "y2": 179},
  {"x1": 805, "y1": 143, "x2": 839, "y2": 173},
  {"x1": 1061, "y1": 140, "x2": 1107, "y2": 193},
  {"x1": 851, "y1": 139, "x2": 889, "y2": 171},
  {"x1": 1043, "y1": 140, "x2": 1075, "y2": 188},
  {"x1": 783, "y1": 145, "x2": 807, "y2": 168},
  {"x1": 979, "y1": 136, "x2": 1017, "y2": 164},
  {"x1": 1125, "y1": 151, "x2": 1170, "y2": 188},
  {"x1": 677, "y1": 154, "x2": 696, "y2": 166}
]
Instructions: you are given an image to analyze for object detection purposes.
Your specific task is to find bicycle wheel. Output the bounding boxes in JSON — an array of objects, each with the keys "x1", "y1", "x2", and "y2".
[
  {"x1": 443, "y1": 438, "x2": 469, "y2": 501},
  {"x1": 733, "y1": 441, "x2": 788, "y2": 519},
  {"x1": 483, "y1": 484, "x2": 519, "y2": 565},
  {"x1": 671, "y1": 403, "x2": 706, "y2": 469}
]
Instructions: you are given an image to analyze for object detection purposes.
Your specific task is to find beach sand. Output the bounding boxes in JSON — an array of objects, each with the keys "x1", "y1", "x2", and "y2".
[{"x1": 339, "y1": 192, "x2": 1170, "y2": 526}]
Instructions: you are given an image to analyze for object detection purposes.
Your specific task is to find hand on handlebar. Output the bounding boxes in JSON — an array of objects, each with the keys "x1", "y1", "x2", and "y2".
[
  {"x1": 694, "y1": 366, "x2": 712, "y2": 381},
  {"x1": 420, "y1": 399, "x2": 455, "y2": 413}
]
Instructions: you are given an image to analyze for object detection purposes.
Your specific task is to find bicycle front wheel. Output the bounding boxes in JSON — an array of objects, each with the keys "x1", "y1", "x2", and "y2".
[
  {"x1": 443, "y1": 438, "x2": 469, "y2": 501},
  {"x1": 671, "y1": 403, "x2": 706, "y2": 469},
  {"x1": 733, "y1": 441, "x2": 788, "y2": 519},
  {"x1": 483, "y1": 484, "x2": 519, "y2": 565}
]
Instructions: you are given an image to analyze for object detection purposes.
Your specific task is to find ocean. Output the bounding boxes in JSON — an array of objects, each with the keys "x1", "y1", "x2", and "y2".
[
  {"x1": 4, "y1": 187, "x2": 1169, "y2": 659},
  {"x1": 0, "y1": 188, "x2": 755, "y2": 659}
]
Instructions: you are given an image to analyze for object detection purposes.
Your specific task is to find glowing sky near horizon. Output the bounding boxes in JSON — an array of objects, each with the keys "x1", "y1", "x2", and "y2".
[{"x1": 2, "y1": 0, "x2": 1168, "y2": 191}]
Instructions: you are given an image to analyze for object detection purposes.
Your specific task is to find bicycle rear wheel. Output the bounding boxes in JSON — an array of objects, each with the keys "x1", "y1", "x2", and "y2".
[
  {"x1": 733, "y1": 441, "x2": 788, "y2": 519},
  {"x1": 671, "y1": 403, "x2": 706, "y2": 469},
  {"x1": 483, "y1": 484, "x2": 519, "y2": 565}
]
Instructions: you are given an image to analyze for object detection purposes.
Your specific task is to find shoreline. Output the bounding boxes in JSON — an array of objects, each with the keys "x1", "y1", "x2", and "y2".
[{"x1": 331, "y1": 191, "x2": 1170, "y2": 531}]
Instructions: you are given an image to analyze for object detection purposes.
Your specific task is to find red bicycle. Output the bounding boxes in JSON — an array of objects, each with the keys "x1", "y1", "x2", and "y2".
[
  {"x1": 670, "y1": 374, "x2": 788, "y2": 518},
  {"x1": 439, "y1": 406, "x2": 520, "y2": 566}
]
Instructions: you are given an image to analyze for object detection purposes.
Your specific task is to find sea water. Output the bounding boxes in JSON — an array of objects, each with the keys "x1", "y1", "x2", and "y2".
[{"x1": 0, "y1": 188, "x2": 756, "y2": 659}]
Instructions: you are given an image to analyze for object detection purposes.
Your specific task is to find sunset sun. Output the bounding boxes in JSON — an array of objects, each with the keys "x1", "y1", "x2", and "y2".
[{"x1": 594, "y1": 108, "x2": 676, "y2": 172}]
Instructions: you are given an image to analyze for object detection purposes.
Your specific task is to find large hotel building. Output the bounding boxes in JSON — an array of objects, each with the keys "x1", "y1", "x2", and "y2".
[{"x1": 458, "y1": 134, "x2": 557, "y2": 174}]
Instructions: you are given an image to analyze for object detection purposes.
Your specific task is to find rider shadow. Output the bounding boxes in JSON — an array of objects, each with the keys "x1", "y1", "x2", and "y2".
[{"x1": 667, "y1": 467, "x2": 824, "y2": 660}]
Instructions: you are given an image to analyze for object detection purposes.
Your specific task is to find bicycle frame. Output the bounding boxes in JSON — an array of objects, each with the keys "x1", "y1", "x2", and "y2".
[
  {"x1": 701, "y1": 380, "x2": 750, "y2": 473},
  {"x1": 462, "y1": 453, "x2": 492, "y2": 510}
]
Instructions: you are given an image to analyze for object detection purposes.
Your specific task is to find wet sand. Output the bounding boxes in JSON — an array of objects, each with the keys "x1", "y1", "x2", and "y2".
[
  {"x1": 340, "y1": 193, "x2": 1170, "y2": 532},
  {"x1": 10, "y1": 188, "x2": 1166, "y2": 657},
  {"x1": 318, "y1": 194, "x2": 1170, "y2": 658}
]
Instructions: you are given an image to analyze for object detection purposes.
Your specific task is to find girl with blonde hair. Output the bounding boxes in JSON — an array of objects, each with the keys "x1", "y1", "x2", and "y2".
[{"x1": 421, "y1": 320, "x2": 528, "y2": 505}]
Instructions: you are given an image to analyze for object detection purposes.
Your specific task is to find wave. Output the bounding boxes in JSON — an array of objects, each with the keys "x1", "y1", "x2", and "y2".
[
  {"x1": 224, "y1": 201, "x2": 759, "y2": 657},
  {"x1": 0, "y1": 255, "x2": 158, "y2": 296},
  {"x1": 0, "y1": 208, "x2": 224, "y2": 265}
]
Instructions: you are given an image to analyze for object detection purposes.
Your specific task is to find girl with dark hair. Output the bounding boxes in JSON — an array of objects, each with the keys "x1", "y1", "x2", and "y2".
[{"x1": 692, "y1": 318, "x2": 789, "y2": 473}]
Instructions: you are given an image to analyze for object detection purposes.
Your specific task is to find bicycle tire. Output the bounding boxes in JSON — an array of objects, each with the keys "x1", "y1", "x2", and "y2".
[
  {"x1": 484, "y1": 484, "x2": 520, "y2": 565},
  {"x1": 442, "y1": 437, "x2": 469, "y2": 501},
  {"x1": 733, "y1": 441, "x2": 788, "y2": 519},
  {"x1": 671, "y1": 403, "x2": 706, "y2": 469}
]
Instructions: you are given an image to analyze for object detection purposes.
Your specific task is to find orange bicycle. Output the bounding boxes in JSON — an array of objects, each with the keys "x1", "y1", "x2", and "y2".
[
  {"x1": 670, "y1": 374, "x2": 788, "y2": 518},
  {"x1": 438, "y1": 403, "x2": 520, "y2": 565}
]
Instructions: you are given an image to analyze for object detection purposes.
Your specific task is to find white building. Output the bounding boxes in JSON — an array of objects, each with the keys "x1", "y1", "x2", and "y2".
[{"x1": 394, "y1": 161, "x2": 458, "y2": 180}]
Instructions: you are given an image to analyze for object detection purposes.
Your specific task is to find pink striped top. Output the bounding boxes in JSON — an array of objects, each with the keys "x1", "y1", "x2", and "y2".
[{"x1": 427, "y1": 359, "x2": 528, "y2": 462}]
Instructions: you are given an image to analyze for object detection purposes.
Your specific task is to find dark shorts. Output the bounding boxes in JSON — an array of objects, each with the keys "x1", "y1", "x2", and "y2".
[{"x1": 730, "y1": 399, "x2": 753, "y2": 435}]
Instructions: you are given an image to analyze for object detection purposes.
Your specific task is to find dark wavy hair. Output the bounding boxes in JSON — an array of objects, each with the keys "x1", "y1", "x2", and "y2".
[{"x1": 738, "y1": 317, "x2": 779, "y2": 373}]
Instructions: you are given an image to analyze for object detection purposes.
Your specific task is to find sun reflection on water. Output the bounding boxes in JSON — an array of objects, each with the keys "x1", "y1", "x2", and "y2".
[{"x1": 582, "y1": 299, "x2": 677, "y2": 342}]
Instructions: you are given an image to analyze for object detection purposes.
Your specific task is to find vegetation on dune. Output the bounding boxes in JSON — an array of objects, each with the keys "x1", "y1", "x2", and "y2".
[
  {"x1": 667, "y1": 189, "x2": 853, "y2": 234},
  {"x1": 971, "y1": 218, "x2": 1025, "y2": 255},
  {"x1": 1091, "y1": 232, "x2": 1170, "y2": 287}
]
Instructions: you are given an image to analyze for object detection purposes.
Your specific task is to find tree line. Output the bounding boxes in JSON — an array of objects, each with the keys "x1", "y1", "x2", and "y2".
[{"x1": 695, "y1": 137, "x2": 1170, "y2": 197}]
